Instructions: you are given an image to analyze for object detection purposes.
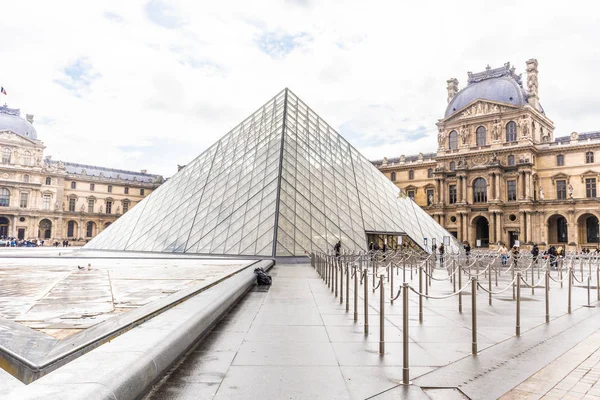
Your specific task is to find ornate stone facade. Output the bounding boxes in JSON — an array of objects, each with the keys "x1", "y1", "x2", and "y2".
[
  {"x1": 0, "y1": 105, "x2": 163, "y2": 242},
  {"x1": 374, "y1": 59, "x2": 600, "y2": 252}
]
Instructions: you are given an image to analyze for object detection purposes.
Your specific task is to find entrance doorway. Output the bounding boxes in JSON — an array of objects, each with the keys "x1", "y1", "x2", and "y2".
[
  {"x1": 366, "y1": 232, "x2": 404, "y2": 251},
  {"x1": 17, "y1": 228, "x2": 25, "y2": 240},
  {"x1": 509, "y1": 231, "x2": 519, "y2": 248},
  {"x1": 0, "y1": 217, "x2": 9, "y2": 237},
  {"x1": 39, "y1": 219, "x2": 52, "y2": 239},
  {"x1": 473, "y1": 216, "x2": 490, "y2": 247}
]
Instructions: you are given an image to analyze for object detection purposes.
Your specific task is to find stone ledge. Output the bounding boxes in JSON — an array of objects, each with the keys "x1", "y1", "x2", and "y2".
[{"x1": 0, "y1": 259, "x2": 273, "y2": 399}]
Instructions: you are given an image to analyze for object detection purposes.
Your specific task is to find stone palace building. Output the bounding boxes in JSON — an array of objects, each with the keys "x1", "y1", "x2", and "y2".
[
  {"x1": 374, "y1": 59, "x2": 600, "y2": 251},
  {"x1": 0, "y1": 104, "x2": 163, "y2": 242}
]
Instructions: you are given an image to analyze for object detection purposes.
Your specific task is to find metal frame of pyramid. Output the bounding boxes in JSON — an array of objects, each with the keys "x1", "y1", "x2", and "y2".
[{"x1": 86, "y1": 89, "x2": 462, "y2": 256}]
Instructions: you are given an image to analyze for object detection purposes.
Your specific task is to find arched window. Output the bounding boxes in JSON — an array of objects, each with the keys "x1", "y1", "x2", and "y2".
[
  {"x1": 23, "y1": 174, "x2": 30, "y2": 183},
  {"x1": 2, "y1": 148, "x2": 11, "y2": 164},
  {"x1": 45, "y1": 177, "x2": 52, "y2": 185},
  {"x1": 476, "y1": 126, "x2": 487, "y2": 146},
  {"x1": 586, "y1": 151, "x2": 594, "y2": 164},
  {"x1": 557, "y1": 216, "x2": 568, "y2": 243},
  {"x1": 506, "y1": 121, "x2": 517, "y2": 142},
  {"x1": 22, "y1": 151, "x2": 31, "y2": 166},
  {"x1": 448, "y1": 131, "x2": 458, "y2": 150},
  {"x1": 557, "y1": 154, "x2": 565, "y2": 166},
  {"x1": 390, "y1": 172, "x2": 396, "y2": 181},
  {"x1": 408, "y1": 170, "x2": 414, "y2": 180},
  {"x1": 67, "y1": 221, "x2": 76, "y2": 237},
  {"x1": 86, "y1": 221, "x2": 95, "y2": 237},
  {"x1": 449, "y1": 161, "x2": 456, "y2": 171},
  {"x1": 473, "y1": 178, "x2": 487, "y2": 203},
  {"x1": 427, "y1": 168, "x2": 433, "y2": 178},
  {"x1": 507, "y1": 155, "x2": 515, "y2": 166},
  {"x1": 0, "y1": 188, "x2": 10, "y2": 207}
]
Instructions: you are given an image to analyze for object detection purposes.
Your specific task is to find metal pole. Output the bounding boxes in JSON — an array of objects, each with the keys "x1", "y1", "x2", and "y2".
[
  {"x1": 335, "y1": 259, "x2": 339, "y2": 298},
  {"x1": 488, "y1": 264, "x2": 492, "y2": 306},
  {"x1": 402, "y1": 283, "x2": 410, "y2": 385},
  {"x1": 545, "y1": 269, "x2": 550, "y2": 324},
  {"x1": 364, "y1": 269, "x2": 369, "y2": 335},
  {"x1": 495, "y1": 263, "x2": 498, "y2": 287},
  {"x1": 512, "y1": 262, "x2": 516, "y2": 300},
  {"x1": 458, "y1": 262, "x2": 463, "y2": 313},
  {"x1": 340, "y1": 259, "x2": 343, "y2": 304},
  {"x1": 425, "y1": 261, "x2": 429, "y2": 297},
  {"x1": 403, "y1": 258, "x2": 406, "y2": 283},
  {"x1": 568, "y1": 267, "x2": 572, "y2": 314},
  {"x1": 391, "y1": 263, "x2": 395, "y2": 305},
  {"x1": 353, "y1": 266, "x2": 358, "y2": 321},
  {"x1": 379, "y1": 274, "x2": 385, "y2": 355},
  {"x1": 419, "y1": 265, "x2": 423, "y2": 323},
  {"x1": 531, "y1": 260, "x2": 535, "y2": 295},
  {"x1": 516, "y1": 272, "x2": 521, "y2": 337},
  {"x1": 597, "y1": 264, "x2": 599, "y2": 302},
  {"x1": 560, "y1": 261, "x2": 563, "y2": 289},
  {"x1": 346, "y1": 265, "x2": 350, "y2": 312},
  {"x1": 471, "y1": 277, "x2": 478, "y2": 355}
]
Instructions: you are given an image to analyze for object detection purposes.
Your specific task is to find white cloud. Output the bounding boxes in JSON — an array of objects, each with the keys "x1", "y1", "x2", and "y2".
[{"x1": 0, "y1": 0, "x2": 598, "y2": 177}]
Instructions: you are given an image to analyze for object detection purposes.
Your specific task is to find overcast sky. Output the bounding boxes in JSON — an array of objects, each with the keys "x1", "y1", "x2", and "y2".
[{"x1": 1, "y1": 0, "x2": 598, "y2": 177}]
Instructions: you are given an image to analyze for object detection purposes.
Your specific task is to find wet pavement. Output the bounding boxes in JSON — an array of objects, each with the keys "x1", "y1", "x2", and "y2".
[
  {"x1": 145, "y1": 262, "x2": 600, "y2": 400},
  {"x1": 0, "y1": 249, "x2": 255, "y2": 339}
]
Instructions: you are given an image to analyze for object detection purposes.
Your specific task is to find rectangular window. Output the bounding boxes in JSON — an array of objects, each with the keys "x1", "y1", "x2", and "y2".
[
  {"x1": 507, "y1": 180, "x2": 517, "y2": 201},
  {"x1": 586, "y1": 178, "x2": 597, "y2": 198},
  {"x1": 88, "y1": 199, "x2": 94, "y2": 213},
  {"x1": 71, "y1": 181, "x2": 76, "y2": 189},
  {"x1": 108, "y1": 185, "x2": 113, "y2": 193},
  {"x1": 19, "y1": 192, "x2": 28, "y2": 208},
  {"x1": 557, "y1": 155, "x2": 565, "y2": 166},
  {"x1": 69, "y1": 198, "x2": 76, "y2": 212},
  {"x1": 124, "y1": 187, "x2": 129, "y2": 194},
  {"x1": 43, "y1": 195, "x2": 51, "y2": 210},
  {"x1": 106, "y1": 201, "x2": 112, "y2": 214},
  {"x1": 556, "y1": 180, "x2": 567, "y2": 200},
  {"x1": 140, "y1": 188, "x2": 145, "y2": 196},
  {"x1": 407, "y1": 190, "x2": 415, "y2": 200},
  {"x1": 449, "y1": 184, "x2": 457, "y2": 204},
  {"x1": 122, "y1": 201, "x2": 129, "y2": 213},
  {"x1": 90, "y1": 183, "x2": 95, "y2": 191},
  {"x1": 427, "y1": 189, "x2": 434, "y2": 205}
]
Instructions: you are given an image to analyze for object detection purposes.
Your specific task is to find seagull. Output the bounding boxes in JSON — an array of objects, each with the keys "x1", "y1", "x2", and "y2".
[{"x1": 78, "y1": 265, "x2": 84, "y2": 270}]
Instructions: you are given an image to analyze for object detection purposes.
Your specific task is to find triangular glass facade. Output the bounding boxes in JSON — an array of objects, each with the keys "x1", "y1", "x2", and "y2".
[{"x1": 86, "y1": 89, "x2": 461, "y2": 256}]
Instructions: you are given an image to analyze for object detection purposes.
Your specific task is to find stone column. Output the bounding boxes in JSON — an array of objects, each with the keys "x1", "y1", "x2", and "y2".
[
  {"x1": 436, "y1": 179, "x2": 441, "y2": 203},
  {"x1": 520, "y1": 211, "x2": 526, "y2": 243},
  {"x1": 490, "y1": 212, "x2": 496, "y2": 244},
  {"x1": 496, "y1": 213, "x2": 503, "y2": 244},
  {"x1": 463, "y1": 214, "x2": 469, "y2": 243},
  {"x1": 525, "y1": 172, "x2": 531, "y2": 199},
  {"x1": 526, "y1": 212, "x2": 532, "y2": 244},
  {"x1": 516, "y1": 172, "x2": 521, "y2": 200},
  {"x1": 495, "y1": 173, "x2": 501, "y2": 201},
  {"x1": 440, "y1": 180, "x2": 445, "y2": 205},
  {"x1": 440, "y1": 213, "x2": 445, "y2": 227},
  {"x1": 457, "y1": 177, "x2": 463, "y2": 203},
  {"x1": 458, "y1": 213, "x2": 463, "y2": 242}
]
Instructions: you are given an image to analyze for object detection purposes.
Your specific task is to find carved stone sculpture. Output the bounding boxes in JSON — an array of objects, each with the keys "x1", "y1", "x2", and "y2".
[
  {"x1": 526, "y1": 59, "x2": 539, "y2": 98},
  {"x1": 446, "y1": 78, "x2": 459, "y2": 103},
  {"x1": 539, "y1": 186, "x2": 545, "y2": 200},
  {"x1": 437, "y1": 130, "x2": 446, "y2": 147},
  {"x1": 460, "y1": 125, "x2": 469, "y2": 145},
  {"x1": 491, "y1": 120, "x2": 501, "y2": 140},
  {"x1": 568, "y1": 184, "x2": 574, "y2": 199},
  {"x1": 521, "y1": 115, "x2": 530, "y2": 138}
]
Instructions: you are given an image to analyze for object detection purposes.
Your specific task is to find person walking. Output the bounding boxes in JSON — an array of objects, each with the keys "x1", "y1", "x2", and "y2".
[
  {"x1": 334, "y1": 240, "x2": 341, "y2": 259},
  {"x1": 499, "y1": 244, "x2": 509, "y2": 266},
  {"x1": 511, "y1": 245, "x2": 520, "y2": 268},
  {"x1": 438, "y1": 243, "x2": 445, "y2": 266},
  {"x1": 531, "y1": 243, "x2": 539, "y2": 265}
]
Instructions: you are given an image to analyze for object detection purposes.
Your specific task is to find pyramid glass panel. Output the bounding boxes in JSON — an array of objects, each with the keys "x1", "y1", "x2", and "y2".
[{"x1": 86, "y1": 89, "x2": 462, "y2": 256}]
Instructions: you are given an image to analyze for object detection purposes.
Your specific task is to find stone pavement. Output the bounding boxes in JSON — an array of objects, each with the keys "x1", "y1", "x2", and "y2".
[
  {"x1": 145, "y1": 261, "x2": 600, "y2": 400},
  {"x1": 0, "y1": 252, "x2": 251, "y2": 338},
  {"x1": 502, "y1": 330, "x2": 600, "y2": 399}
]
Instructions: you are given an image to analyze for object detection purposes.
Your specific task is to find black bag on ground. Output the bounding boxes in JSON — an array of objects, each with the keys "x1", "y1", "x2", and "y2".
[{"x1": 254, "y1": 267, "x2": 272, "y2": 285}]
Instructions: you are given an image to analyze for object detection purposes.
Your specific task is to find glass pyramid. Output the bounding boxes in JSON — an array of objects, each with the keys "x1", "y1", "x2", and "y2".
[{"x1": 86, "y1": 89, "x2": 462, "y2": 256}]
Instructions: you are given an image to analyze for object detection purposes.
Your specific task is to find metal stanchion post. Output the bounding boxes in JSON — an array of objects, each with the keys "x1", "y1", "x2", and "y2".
[
  {"x1": 512, "y1": 263, "x2": 516, "y2": 300},
  {"x1": 340, "y1": 260, "x2": 343, "y2": 304},
  {"x1": 488, "y1": 264, "x2": 492, "y2": 306},
  {"x1": 568, "y1": 267, "x2": 572, "y2": 314},
  {"x1": 516, "y1": 272, "x2": 521, "y2": 337},
  {"x1": 545, "y1": 269, "x2": 550, "y2": 323},
  {"x1": 402, "y1": 283, "x2": 410, "y2": 385},
  {"x1": 373, "y1": 259, "x2": 377, "y2": 288},
  {"x1": 346, "y1": 265, "x2": 350, "y2": 312},
  {"x1": 597, "y1": 265, "x2": 600, "y2": 301},
  {"x1": 354, "y1": 266, "x2": 358, "y2": 322},
  {"x1": 379, "y1": 274, "x2": 385, "y2": 355},
  {"x1": 335, "y1": 259, "x2": 339, "y2": 298},
  {"x1": 364, "y1": 269, "x2": 369, "y2": 335},
  {"x1": 425, "y1": 261, "x2": 429, "y2": 297},
  {"x1": 418, "y1": 265, "x2": 423, "y2": 323},
  {"x1": 390, "y1": 263, "x2": 395, "y2": 305},
  {"x1": 471, "y1": 277, "x2": 478, "y2": 355},
  {"x1": 403, "y1": 258, "x2": 406, "y2": 283},
  {"x1": 495, "y1": 264, "x2": 498, "y2": 287},
  {"x1": 583, "y1": 275, "x2": 595, "y2": 308},
  {"x1": 458, "y1": 262, "x2": 463, "y2": 313},
  {"x1": 531, "y1": 261, "x2": 535, "y2": 295},
  {"x1": 560, "y1": 261, "x2": 563, "y2": 289},
  {"x1": 428, "y1": 259, "x2": 432, "y2": 287}
]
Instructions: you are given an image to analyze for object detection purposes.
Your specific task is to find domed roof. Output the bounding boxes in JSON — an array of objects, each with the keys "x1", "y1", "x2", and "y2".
[
  {"x1": 0, "y1": 105, "x2": 38, "y2": 140},
  {"x1": 445, "y1": 63, "x2": 544, "y2": 118}
]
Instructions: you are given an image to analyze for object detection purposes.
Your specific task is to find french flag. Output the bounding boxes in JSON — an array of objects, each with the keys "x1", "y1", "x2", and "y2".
[{"x1": 0, "y1": 87, "x2": 6, "y2": 95}]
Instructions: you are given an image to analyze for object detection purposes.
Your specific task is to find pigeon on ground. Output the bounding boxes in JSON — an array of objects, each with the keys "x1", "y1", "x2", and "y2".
[{"x1": 78, "y1": 265, "x2": 84, "y2": 270}]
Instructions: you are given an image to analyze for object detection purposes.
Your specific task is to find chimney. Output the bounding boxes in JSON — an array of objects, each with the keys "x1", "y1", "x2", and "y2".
[
  {"x1": 140, "y1": 169, "x2": 147, "y2": 174},
  {"x1": 526, "y1": 59, "x2": 539, "y2": 109},
  {"x1": 26, "y1": 114, "x2": 34, "y2": 124},
  {"x1": 446, "y1": 78, "x2": 459, "y2": 104}
]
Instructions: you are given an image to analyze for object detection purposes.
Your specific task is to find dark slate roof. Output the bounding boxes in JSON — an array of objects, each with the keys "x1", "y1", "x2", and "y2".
[
  {"x1": 372, "y1": 152, "x2": 437, "y2": 167},
  {"x1": 554, "y1": 131, "x2": 600, "y2": 144},
  {"x1": 445, "y1": 63, "x2": 544, "y2": 118},
  {"x1": 44, "y1": 158, "x2": 163, "y2": 183}
]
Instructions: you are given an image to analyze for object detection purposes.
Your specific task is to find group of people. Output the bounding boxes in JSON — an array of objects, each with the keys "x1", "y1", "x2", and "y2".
[
  {"x1": 0, "y1": 237, "x2": 43, "y2": 247},
  {"x1": 53, "y1": 240, "x2": 70, "y2": 247}
]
